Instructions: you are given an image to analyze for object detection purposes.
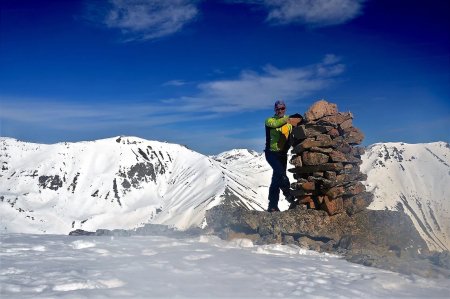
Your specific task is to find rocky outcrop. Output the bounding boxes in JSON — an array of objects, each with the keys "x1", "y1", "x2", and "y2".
[
  {"x1": 69, "y1": 223, "x2": 203, "y2": 238},
  {"x1": 205, "y1": 204, "x2": 450, "y2": 278},
  {"x1": 289, "y1": 100, "x2": 372, "y2": 215},
  {"x1": 206, "y1": 205, "x2": 425, "y2": 251}
]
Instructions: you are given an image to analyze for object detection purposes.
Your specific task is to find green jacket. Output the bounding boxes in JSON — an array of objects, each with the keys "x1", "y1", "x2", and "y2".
[{"x1": 265, "y1": 115, "x2": 292, "y2": 153}]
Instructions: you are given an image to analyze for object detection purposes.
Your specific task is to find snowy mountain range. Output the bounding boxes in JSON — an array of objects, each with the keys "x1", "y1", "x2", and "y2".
[
  {"x1": 1, "y1": 136, "x2": 449, "y2": 252},
  {"x1": 361, "y1": 142, "x2": 449, "y2": 252},
  {"x1": 0, "y1": 136, "x2": 273, "y2": 234}
]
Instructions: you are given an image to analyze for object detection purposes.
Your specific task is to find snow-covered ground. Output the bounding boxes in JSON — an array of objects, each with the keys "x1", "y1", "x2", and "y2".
[{"x1": 1, "y1": 233, "x2": 449, "y2": 298}]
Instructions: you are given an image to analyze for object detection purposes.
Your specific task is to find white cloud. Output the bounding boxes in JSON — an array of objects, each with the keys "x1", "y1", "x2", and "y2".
[
  {"x1": 102, "y1": 0, "x2": 200, "y2": 41},
  {"x1": 231, "y1": 0, "x2": 365, "y2": 27},
  {"x1": 172, "y1": 54, "x2": 345, "y2": 112}
]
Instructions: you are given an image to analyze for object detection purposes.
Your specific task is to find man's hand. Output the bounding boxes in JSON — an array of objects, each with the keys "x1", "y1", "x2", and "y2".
[{"x1": 287, "y1": 117, "x2": 301, "y2": 127}]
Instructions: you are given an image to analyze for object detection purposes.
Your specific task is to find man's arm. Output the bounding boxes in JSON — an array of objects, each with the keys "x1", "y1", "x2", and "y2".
[{"x1": 265, "y1": 116, "x2": 288, "y2": 128}]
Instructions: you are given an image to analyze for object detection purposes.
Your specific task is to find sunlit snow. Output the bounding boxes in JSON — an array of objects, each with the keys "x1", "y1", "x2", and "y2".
[
  {"x1": 2, "y1": 137, "x2": 448, "y2": 253},
  {"x1": 1, "y1": 233, "x2": 449, "y2": 298},
  {"x1": 361, "y1": 142, "x2": 450, "y2": 251}
]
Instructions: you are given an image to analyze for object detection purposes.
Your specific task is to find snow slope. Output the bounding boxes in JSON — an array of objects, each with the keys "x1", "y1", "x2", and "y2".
[
  {"x1": 361, "y1": 142, "x2": 450, "y2": 252},
  {"x1": 0, "y1": 137, "x2": 273, "y2": 234},
  {"x1": 1, "y1": 137, "x2": 449, "y2": 252},
  {"x1": 1, "y1": 233, "x2": 449, "y2": 298},
  {"x1": 212, "y1": 148, "x2": 291, "y2": 211}
]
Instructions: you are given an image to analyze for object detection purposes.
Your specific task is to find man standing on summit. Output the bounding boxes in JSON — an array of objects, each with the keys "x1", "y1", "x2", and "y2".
[{"x1": 265, "y1": 100, "x2": 301, "y2": 212}]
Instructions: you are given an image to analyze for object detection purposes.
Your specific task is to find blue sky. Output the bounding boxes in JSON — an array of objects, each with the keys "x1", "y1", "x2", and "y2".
[{"x1": 1, "y1": 0, "x2": 449, "y2": 155}]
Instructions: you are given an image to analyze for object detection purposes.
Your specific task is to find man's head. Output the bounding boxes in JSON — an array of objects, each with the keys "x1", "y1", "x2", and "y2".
[{"x1": 274, "y1": 100, "x2": 286, "y2": 117}]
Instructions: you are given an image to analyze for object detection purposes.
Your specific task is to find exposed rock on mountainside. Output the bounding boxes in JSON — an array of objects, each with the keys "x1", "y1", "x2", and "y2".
[
  {"x1": 205, "y1": 204, "x2": 450, "y2": 278},
  {"x1": 289, "y1": 100, "x2": 372, "y2": 215},
  {"x1": 362, "y1": 142, "x2": 450, "y2": 252}
]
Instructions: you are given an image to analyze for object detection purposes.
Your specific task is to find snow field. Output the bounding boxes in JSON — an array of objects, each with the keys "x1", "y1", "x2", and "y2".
[{"x1": 1, "y1": 233, "x2": 449, "y2": 298}]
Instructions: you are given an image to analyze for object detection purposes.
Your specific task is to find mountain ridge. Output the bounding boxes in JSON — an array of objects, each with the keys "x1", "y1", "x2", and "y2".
[
  {"x1": 1, "y1": 136, "x2": 448, "y2": 251},
  {"x1": 361, "y1": 141, "x2": 449, "y2": 251}
]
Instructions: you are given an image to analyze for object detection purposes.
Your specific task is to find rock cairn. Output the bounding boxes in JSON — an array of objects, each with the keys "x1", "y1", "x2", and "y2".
[{"x1": 289, "y1": 100, "x2": 373, "y2": 215}]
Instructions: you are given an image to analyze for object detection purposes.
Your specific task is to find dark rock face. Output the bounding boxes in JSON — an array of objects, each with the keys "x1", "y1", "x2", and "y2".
[
  {"x1": 205, "y1": 205, "x2": 450, "y2": 278},
  {"x1": 69, "y1": 229, "x2": 96, "y2": 236},
  {"x1": 118, "y1": 162, "x2": 157, "y2": 190},
  {"x1": 38, "y1": 175, "x2": 63, "y2": 191},
  {"x1": 68, "y1": 224, "x2": 203, "y2": 238},
  {"x1": 68, "y1": 172, "x2": 80, "y2": 193}
]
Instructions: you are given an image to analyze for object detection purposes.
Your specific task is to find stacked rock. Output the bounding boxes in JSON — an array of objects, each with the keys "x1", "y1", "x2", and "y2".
[{"x1": 289, "y1": 100, "x2": 373, "y2": 215}]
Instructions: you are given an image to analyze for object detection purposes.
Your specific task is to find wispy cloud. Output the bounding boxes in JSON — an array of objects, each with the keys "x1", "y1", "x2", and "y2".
[
  {"x1": 169, "y1": 54, "x2": 345, "y2": 112},
  {"x1": 231, "y1": 0, "x2": 366, "y2": 27},
  {"x1": 0, "y1": 96, "x2": 257, "y2": 153},
  {"x1": 94, "y1": 0, "x2": 200, "y2": 41},
  {"x1": 0, "y1": 97, "x2": 214, "y2": 131},
  {"x1": 265, "y1": 0, "x2": 366, "y2": 26},
  {"x1": 87, "y1": 0, "x2": 365, "y2": 41},
  {"x1": 0, "y1": 55, "x2": 344, "y2": 147}
]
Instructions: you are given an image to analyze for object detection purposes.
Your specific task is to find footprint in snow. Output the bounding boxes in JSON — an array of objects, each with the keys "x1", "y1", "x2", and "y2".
[{"x1": 183, "y1": 254, "x2": 213, "y2": 261}]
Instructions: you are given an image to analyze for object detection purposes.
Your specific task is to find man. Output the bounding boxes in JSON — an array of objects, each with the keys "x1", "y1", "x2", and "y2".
[{"x1": 265, "y1": 100, "x2": 301, "y2": 212}]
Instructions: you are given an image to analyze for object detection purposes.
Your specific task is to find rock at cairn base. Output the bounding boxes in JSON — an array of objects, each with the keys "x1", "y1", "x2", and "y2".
[{"x1": 289, "y1": 100, "x2": 372, "y2": 215}]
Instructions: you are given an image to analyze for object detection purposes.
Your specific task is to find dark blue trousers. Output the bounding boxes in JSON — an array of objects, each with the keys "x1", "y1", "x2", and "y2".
[{"x1": 265, "y1": 150, "x2": 290, "y2": 210}]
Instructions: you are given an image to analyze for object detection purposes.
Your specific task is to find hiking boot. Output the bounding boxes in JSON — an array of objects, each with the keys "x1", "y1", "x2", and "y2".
[
  {"x1": 285, "y1": 195, "x2": 296, "y2": 204},
  {"x1": 267, "y1": 207, "x2": 280, "y2": 213}
]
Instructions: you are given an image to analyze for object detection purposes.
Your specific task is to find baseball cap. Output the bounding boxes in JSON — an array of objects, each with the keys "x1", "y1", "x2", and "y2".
[{"x1": 274, "y1": 100, "x2": 286, "y2": 108}]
